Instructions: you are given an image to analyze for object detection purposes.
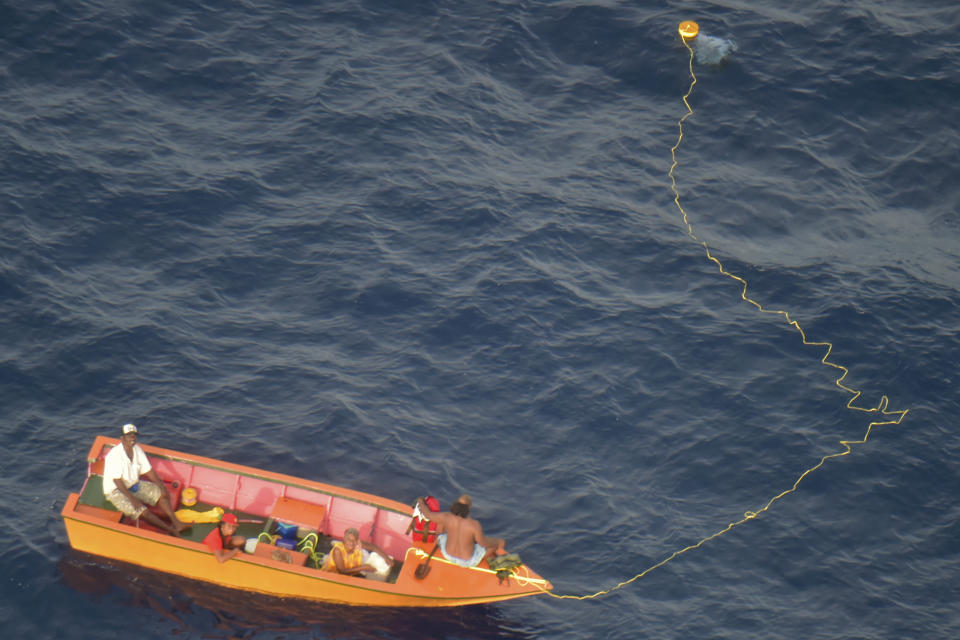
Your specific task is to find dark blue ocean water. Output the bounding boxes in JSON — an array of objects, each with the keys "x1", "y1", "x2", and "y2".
[{"x1": 3, "y1": 1, "x2": 959, "y2": 638}]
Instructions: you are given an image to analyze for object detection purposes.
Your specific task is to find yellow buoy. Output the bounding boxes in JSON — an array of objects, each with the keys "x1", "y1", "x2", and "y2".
[
  {"x1": 678, "y1": 20, "x2": 699, "y2": 40},
  {"x1": 182, "y1": 486, "x2": 198, "y2": 507}
]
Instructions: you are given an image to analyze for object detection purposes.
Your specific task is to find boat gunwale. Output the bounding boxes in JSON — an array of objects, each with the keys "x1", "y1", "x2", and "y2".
[
  {"x1": 62, "y1": 494, "x2": 547, "y2": 604},
  {"x1": 88, "y1": 435, "x2": 412, "y2": 516}
]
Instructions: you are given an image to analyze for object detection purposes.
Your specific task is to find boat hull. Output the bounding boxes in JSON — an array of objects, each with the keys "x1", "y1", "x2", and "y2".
[{"x1": 61, "y1": 437, "x2": 551, "y2": 607}]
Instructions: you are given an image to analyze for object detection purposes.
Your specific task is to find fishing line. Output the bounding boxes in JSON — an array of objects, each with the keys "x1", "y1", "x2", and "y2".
[{"x1": 537, "y1": 20, "x2": 910, "y2": 601}]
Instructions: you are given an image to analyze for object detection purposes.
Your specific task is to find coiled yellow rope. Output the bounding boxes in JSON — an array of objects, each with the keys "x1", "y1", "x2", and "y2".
[
  {"x1": 410, "y1": 547, "x2": 552, "y2": 587},
  {"x1": 538, "y1": 29, "x2": 910, "y2": 601}
]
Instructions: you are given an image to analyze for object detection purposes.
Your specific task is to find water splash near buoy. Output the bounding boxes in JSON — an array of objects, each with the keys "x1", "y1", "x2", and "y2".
[{"x1": 678, "y1": 20, "x2": 737, "y2": 65}]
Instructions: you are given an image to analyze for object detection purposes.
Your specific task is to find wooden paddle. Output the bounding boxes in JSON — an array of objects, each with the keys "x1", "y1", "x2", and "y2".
[{"x1": 414, "y1": 543, "x2": 439, "y2": 580}]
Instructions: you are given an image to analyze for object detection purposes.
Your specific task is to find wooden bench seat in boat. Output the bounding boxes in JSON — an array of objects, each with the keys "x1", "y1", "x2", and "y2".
[
  {"x1": 253, "y1": 541, "x2": 308, "y2": 566},
  {"x1": 270, "y1": 496, "x2": 326, "y2": 531}
]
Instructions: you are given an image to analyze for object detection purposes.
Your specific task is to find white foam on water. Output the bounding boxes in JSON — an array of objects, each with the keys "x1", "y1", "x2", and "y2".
[{"x1": 694, "y1": 34, "x2": 738, "y2": 64}]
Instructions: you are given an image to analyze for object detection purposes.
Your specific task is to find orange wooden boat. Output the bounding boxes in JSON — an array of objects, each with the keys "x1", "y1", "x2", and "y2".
[{"x1": 61, "y1": 436, "x2": 551, "y2": 607}]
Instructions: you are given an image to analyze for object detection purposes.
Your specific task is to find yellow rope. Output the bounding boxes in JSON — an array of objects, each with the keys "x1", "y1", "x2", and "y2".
[
  {"x1": 409, "y1": 547, "x2": 552, "y2": 586},
  {"x1": 537, "y1": 33, "x2": 910, "y2": 601}
]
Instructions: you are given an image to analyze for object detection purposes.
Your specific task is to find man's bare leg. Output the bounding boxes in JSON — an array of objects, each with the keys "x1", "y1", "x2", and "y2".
[
  {"x1": 156, "y1": 494, "x2": 189, "y2": 533},
  {"x1": 139, "y1": 509, "x2": 181, "y2": 536}
]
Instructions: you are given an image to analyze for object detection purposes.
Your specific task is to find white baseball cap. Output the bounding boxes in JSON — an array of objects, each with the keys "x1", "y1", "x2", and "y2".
[{"x1": 122, "y1": 423, "x2": 138, "y2": 435}]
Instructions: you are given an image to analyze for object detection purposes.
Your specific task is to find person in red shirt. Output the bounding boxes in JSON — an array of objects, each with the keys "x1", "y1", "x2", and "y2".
[{"x1": 203, "y1": 513, "x2": 246, "y2": 563}]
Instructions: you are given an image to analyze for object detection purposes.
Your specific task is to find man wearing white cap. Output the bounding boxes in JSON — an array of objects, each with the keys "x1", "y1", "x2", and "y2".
[{"x1": 102, "y1": 423, "x2": 187, "y2": 536}]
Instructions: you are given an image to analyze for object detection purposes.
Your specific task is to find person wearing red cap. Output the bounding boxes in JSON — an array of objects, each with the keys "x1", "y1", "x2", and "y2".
[{"x1": 203, "y1": 513, "x2": 246, "y2": 563}]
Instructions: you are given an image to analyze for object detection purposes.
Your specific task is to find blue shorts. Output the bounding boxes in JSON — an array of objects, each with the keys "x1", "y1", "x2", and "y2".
[{"x1": 437, "y1": 533, "x2": 486, "y2": 567}]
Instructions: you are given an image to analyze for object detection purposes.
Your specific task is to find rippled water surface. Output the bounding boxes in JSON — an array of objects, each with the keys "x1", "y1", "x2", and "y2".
[{"x1": 3, "y1": 1, "x2": 959, "y2": 638}]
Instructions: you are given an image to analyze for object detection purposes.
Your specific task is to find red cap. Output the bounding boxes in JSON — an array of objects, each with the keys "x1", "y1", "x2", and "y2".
[
  {"x1": 424, "y1": 496, "x2": 440, "y2": 512},
  {"x1": 221, "y1": 513, "x2": 238, "y2": 525}
]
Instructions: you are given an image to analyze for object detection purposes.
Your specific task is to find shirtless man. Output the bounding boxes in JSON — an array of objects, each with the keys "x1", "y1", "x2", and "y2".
[{"x1": 415, "y1": 494, "x2": 505, "y2": 567}]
